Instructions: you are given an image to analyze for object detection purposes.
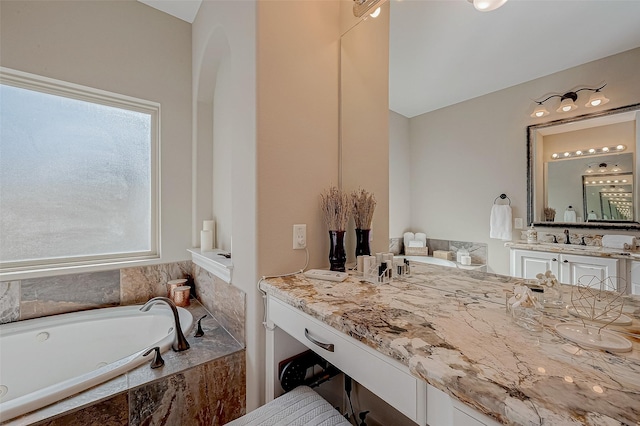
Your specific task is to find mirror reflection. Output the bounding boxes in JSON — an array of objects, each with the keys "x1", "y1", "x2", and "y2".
[{"x1": 528, "y1": 105, "x2": 640, "y2": 226}]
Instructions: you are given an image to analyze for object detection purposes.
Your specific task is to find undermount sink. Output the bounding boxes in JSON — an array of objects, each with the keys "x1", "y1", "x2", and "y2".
[{"x1": 536, "y1": 243, "x2": 602, "y2": 252}]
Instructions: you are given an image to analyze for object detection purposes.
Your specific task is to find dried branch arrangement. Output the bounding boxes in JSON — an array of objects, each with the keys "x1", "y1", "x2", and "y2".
[
  {"x1": 351, "y1": 188, "x2": 376, "y2": 229},
  {"x1": 543, "y1": 207, "x2": 556, "y2": 221},
  {"x1": 320, "y1": 186, "x2": 351, "y2": 231}
]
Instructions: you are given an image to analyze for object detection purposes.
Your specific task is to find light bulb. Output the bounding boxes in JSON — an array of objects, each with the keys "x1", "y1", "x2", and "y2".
[
  {"x1": 369, "y1": 7, "x2": 381, "y2": 18},
  {"x1": 616, "y1": 145, "x2": 625, "y2": 150},
  {"x1": 602, "y1": 147, "x2": 609, "y2": 152},
  {"x1": 575, "y1": 150, "x2": 582, "y2": 155},
  {"x1": 563, "y1": 152, "x2": 570, "y2": 157},
  {"x1": 589, "y1": 148, "x2": 596, "y2": 153}
]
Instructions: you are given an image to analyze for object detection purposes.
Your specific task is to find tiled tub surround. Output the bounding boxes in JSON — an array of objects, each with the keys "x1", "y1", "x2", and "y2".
[
  {"x1": 0, "y1": 261, "x2": 245, "y2": 334},
  {"x1": 261, "y1": 264, "x2": 640, "y2": 425},
  {"x1": 2, "y1": 300, "x2": 246, "y2": 426},
  {"x1": 0, "y1": 261, "x2": 247, "y2": 425}
]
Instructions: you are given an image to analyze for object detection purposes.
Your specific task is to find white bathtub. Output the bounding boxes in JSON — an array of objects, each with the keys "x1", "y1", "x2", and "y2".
[
  {"x1": 0, "y1": 303, "x2": 193, "y2": 422},
  {"x1": 395, "y1": 255, "x2": 457, "y2": 268}
]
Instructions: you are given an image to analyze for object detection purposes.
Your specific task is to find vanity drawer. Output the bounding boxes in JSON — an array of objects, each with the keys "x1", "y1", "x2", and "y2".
[{"x1": 268, "y1": 296, "x2": 426, "y2": 425}]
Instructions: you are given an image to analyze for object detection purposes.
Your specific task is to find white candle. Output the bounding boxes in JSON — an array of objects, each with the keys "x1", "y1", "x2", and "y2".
[
  {"x1": 201, "y1": 230, "x2": 214, "y2": 251},
  {"x1": 203, "y1": 220, "x2": 215, "y2": 231}
]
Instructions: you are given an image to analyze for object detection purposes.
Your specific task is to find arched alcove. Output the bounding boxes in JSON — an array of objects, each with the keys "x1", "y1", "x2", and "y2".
[{"x1": 193, "y1": 27, "x2": 232, "y2": 251}]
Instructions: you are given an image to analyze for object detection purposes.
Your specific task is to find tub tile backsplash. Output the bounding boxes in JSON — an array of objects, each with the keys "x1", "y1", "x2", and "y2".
[
  {"x1": 0, "y1": 260, "x2": 242, "y2": 325},
  {"x1": 20, "y1": 271, "x2": 120, "y2": 320},
  {"x1": 120, "y1": 261, "x2": 193, "y2": 305},
  {"x1": 129, "y1": 350, "x2": 245, "y2": 426},
  {"x1": 195, "y1": 265, "x2": 245, "y2": 345},
  {"x1": 0, "y1": 281, "x2": 20, "y2": 324}
]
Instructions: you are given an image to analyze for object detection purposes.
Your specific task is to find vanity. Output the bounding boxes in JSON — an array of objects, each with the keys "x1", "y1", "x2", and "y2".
[
  {"x1": 507, "y1": 241, "x2": 640, "y2": 295},
  {"x1": 261, "y1": 263, "x2": 640, "y2": 425}
]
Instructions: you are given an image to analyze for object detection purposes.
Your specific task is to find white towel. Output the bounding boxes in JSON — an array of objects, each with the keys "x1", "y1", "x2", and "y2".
[
  {"x1": 415, "y1": 232, "x2": 427, "y2": 247},
  {"x1": 490, "y1": 204, "x2": 512, "y2": 240},
  {"x1": 602, "y1": 235, "x2": 637, "y2": 250},
  {"x1": 563, "y1": 209, "x2": 577, "y2": 223},
  {"x1": 403, "y1": 232, "x2": 415, "y2": 249}
]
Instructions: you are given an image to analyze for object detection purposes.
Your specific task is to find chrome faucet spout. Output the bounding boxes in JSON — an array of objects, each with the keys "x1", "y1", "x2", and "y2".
[
  {"x1": 140, "y1": 297, "x2": 190, "y2": 352},
  {"x1": 564, "y1": 229, "x2": 571, "y2": 244}
]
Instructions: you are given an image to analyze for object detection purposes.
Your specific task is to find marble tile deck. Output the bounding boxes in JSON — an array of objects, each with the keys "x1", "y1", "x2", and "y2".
[{"x1": 261, "y1": 263, "x2": 640, "y2": 425}]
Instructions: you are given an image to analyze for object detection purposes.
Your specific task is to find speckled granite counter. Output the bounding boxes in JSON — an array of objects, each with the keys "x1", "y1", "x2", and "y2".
[
  {"x1": 261, "y1": 264, "x2": 640, "y2": 425},
  {"x1": 506, "y1": 241, "x2": 640, "y2": 261}
]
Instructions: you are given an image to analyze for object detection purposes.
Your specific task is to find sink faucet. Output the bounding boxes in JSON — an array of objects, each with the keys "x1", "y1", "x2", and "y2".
[
  {"x1": 140, "y1": 297, "x2": 190, "y2": 351},
  {"x1": 551, "y1": 234, "x2": 558, "y2": 244},
  {"x1": 564, "y1": 229, "x2": 571, "y2": 244}
]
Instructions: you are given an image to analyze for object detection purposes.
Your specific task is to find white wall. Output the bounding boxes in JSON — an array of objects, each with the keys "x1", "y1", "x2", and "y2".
[
  {"x1": 192, "y1": 0, "x2": 258, "y2": 410},
  {"x1": 0, "y1": 0, "x2": 192, "y2": 271},
  {"x1": 389, "y1": 110, "x2": 411, "y2": 238},
  {"x1": 407, "y1": 47, "x2": 640, "y2": 275}
]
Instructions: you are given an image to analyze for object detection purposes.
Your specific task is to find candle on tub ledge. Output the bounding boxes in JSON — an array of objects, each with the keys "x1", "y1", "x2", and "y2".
[{"x1": 201, "y1": 230, "x2": 214, "y2": 252}]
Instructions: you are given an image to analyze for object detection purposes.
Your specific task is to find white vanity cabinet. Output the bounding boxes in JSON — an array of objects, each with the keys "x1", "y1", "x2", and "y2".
[{"x1": 510, "y1": 249, "x2": 620, "y2": 288}]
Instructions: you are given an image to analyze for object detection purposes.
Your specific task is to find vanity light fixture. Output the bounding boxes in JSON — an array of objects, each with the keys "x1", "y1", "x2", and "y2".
[
  {"x1": 550, "y1": 144, "x2": 625, "y2": 160},
  {"x1": 530, "y1": 84, "x2": 608, "y2": 118},
  {"x1": 467, "y1": 0, "x2": 508, "y2": 12},
  {"x1": 352, "y1": 0, "x2": 381, "y2": 18}
]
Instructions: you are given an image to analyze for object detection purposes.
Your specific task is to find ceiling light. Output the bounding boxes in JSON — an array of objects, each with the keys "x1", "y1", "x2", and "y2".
[
  {"x1": 585, "y1": 90, "x2": 610, "y2": 108},
  {"x1": 369, "y1": 6, "x2": 381, "y2": 18},
  {"x1": 470, "y1": 0, "x2": 508, "y2": 12},
  {"x1": 530, "y1": 104, "x2": 550, "y2": 118},
  {"x1": 550, "y1": 144, "x2": 626, "y2": 160},
  {"x1": 530, "y1": 83, "x2": 609, "y2": 118},
  {"x1": 557, "y1": 96, "x2": 577, "y2": 113}
]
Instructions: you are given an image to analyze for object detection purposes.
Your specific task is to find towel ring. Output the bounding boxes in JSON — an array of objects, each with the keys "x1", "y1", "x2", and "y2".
[{"x1": 494, "y1": 194, "x2": 511, "y2": 205}]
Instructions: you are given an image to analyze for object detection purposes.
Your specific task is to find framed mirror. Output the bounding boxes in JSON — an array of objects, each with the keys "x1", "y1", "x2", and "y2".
[{"x1": 527, "y1": 103, "x2": 640, "y2": 229}]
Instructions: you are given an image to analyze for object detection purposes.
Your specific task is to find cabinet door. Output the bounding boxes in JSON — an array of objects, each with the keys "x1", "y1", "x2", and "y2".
[
  {"x1": 510, "y1": 249, "x2": 559, "y2": 279},
  {"x1": 559, "y1": 254, "x2": 618, "y2": 288},
  {"x1": 631, "y1": 261, "x2": 640, "y2": 295}
]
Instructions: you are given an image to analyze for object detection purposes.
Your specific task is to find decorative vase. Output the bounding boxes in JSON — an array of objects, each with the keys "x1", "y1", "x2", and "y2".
[
  {"x1": 328, "y1": 230, "x2": 347, "y2": 272},
  {"x1": 355, "y1": 228, "x2": 371, "y2": 257}
]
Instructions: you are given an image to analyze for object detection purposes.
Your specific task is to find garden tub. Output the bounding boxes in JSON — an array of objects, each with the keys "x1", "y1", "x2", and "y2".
[{"x1": 0, "y1": 303, "x2": 193, "y2": 422}]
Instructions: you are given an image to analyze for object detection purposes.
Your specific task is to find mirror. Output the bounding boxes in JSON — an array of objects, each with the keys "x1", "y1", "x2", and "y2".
[{"x1": 527, "y1": 103, "x2": 640, "y2": 229}]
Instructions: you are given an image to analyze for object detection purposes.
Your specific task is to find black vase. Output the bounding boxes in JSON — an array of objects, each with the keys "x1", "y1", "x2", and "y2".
[
  {"x1": 328, "y1": 230, "x2": 346, "y2": 272},
  {"x1": 355, "y1": 228, "x2": 371, "y2": 257}
]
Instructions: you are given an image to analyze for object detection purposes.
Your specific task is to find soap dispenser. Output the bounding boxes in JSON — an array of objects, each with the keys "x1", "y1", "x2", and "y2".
[{"x1": 526, "y1": 224, "x2": 537, "y2": 244}]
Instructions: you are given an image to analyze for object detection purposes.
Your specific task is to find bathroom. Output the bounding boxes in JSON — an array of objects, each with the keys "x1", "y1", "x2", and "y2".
[{"x1": 1, "y1": 0, "x2": 640, "y2": 425}]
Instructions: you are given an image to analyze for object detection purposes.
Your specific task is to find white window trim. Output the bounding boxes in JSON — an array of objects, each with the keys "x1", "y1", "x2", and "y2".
[{"x1": 0, "y1": 67, "x2": 161, "y2": 277}]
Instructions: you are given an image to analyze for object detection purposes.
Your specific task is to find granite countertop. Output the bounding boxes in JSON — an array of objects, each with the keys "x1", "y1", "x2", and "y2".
[
  {"x1": 506, "y1": 241, "x2": 640, "y2": 261},
  {"x1": 261, "y1": 264, "x2": 640, "y2": 425}
]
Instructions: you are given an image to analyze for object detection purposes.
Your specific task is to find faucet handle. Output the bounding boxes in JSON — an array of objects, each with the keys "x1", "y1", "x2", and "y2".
[
  {"x1": 194, "y1": 315, "x2": 208, "y2": 338},
  {"x1": 143, "y1": 346, "x2": 165, "y2": 369}
]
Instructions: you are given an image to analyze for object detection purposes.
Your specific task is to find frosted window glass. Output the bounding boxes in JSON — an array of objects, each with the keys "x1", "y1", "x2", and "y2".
[{"x1": 0, "y1": 83, "x2": 153, "y2": 264}]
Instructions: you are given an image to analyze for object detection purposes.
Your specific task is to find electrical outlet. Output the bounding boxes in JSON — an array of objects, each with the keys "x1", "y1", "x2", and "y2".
[
  {"x1": 293, "y1": 224, "x2": 306, "y2": 249},
  {"x1": 514, "y1": 218, "x2": 524, "y2": 229}
]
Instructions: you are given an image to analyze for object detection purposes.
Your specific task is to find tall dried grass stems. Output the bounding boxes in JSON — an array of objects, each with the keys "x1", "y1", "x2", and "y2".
[
  {"x1": 351, "y1": 188, "x2": 376, "y2": 229},
  {"x1": 320, "y1": 186, "x2": 351, "y2": 231}
]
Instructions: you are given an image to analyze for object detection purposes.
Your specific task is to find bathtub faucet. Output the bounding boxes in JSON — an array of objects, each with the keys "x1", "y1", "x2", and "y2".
[{"x1": 139, "y1": 297, "x2": 190, "y2": 352}]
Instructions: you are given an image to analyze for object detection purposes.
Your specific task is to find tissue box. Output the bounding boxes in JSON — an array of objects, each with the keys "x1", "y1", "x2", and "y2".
[
  {"x1": 405, "y1": 246, "x2": 429, "y2": 256},
  {"x1": 433, "y1": 250, "x2": 452, "y2": 260}
]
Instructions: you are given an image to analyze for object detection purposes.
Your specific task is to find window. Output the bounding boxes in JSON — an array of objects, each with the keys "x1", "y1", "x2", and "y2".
[{"x1": 0, "y1": 68, "x2": 159, "y2": 272}]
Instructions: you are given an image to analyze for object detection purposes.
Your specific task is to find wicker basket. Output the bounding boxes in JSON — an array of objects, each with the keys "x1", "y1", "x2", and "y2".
[{"x1": 405, "y1": 246, "x2": 429, "y2": 256}]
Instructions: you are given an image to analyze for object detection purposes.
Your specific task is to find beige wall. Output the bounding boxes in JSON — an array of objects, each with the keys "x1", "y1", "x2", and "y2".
[
  {"x1": 407, "y1": 47, "x2": 640, "y2": 275},
  {"x1": 0, "y1": 0, "x2": 192, "y2": 265},
  {"x1": 257, "y1": 0, "x2": 342, "y2": 276}
]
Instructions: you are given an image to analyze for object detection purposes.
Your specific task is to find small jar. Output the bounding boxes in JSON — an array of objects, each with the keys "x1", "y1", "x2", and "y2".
[
  {"x1": 167, "y1": 278, "x2": 187, "y2": 298},
  {"x1": 526, "y1": 224, "x2": 537, "y2": 244},
  {"x1": 172, "y1": 285, "x2": 191, "y2": 307}
]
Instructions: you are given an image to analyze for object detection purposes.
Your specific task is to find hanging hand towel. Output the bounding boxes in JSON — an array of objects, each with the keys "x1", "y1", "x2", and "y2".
[
  {"x1": 490, "y1": 204, "x2": 512, "y2": 241},
  {"x1": 563, "y1": 207, "x2": 577, "y2": 223}
]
